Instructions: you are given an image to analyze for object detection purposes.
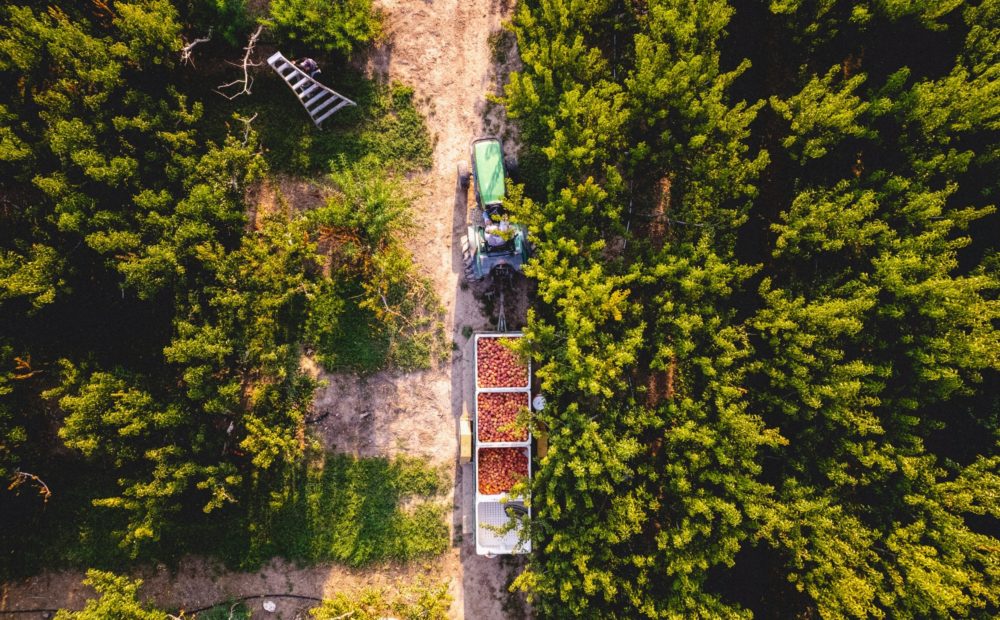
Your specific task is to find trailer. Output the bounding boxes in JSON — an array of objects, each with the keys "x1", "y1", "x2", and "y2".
[{"x1": 473, "y1": 332, "x2": 532, "y2": 556}]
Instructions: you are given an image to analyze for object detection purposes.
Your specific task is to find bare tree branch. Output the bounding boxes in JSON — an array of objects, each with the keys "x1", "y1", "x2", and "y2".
[
  {"x1": 180, "y1": 28, "x2": 212, "y2": 67},
  {"x1": 379, "y1": 291, "x2": 416, "y2": 329},
  {"x1": 8, "y1": 470, "x2": 52, "y2": 503},
  {"x1": 215, "y1": 25, "x2": 264, "y2": 100}
]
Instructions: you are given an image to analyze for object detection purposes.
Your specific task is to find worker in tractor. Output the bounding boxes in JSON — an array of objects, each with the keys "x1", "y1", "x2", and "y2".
[
  {"x1": 297, "y1": 57, "x2": 321, "y2": 79},
  {"x1": 484, "y1": 219, "x2": 512, "y2": 247}
]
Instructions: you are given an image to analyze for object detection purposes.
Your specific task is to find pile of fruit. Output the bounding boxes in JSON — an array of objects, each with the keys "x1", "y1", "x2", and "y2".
[
  {"x1": 478, "y1": 392, "x2": 528, "y2": 442},
  {"x1": 477, "y1": 337, "x2": 528, "y2": 387},
  {"x1": 477, "y1": 448, "x2": 528, "y2": 495}
]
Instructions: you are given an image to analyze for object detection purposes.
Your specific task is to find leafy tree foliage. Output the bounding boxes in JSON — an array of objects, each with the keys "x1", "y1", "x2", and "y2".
[
  {"x1": 183, "y1": 0, "x2": 252, "y2": 45},
  {"x1": 743, "y1": 2, "x2": 1000, "y2": 610},
  {"x1": 504, "y1": 0, "x2": 778, "y2": 616},
  {"x1": 769, "y1": 66, "x2": 872, "y2": 162},
  {"x1": 53, "y1": 570, "x2": 166, "y2": 620},
  {"x1": 0, "y1": 0, "x2": 440, "y2": 566},
  {"x1": 265, "y1": 0, "x2": 384, "y2": 57}
]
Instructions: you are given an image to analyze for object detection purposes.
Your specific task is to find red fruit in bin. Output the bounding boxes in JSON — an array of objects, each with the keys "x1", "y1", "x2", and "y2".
[
  {"x1": 478, "y1": 447, "x2": 529, "y2": 495},
  {"x1": 478, "y1": 392, "x2": 528, "y2": 442},
  {"x1": 477, "y1": 338, "x2": 528, "y2": 387}
]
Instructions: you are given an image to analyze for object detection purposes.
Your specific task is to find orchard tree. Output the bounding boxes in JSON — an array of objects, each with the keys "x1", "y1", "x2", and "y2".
[
  {"x1": 53, "y1": 570, "x2": 167, "y2": 620},
  {"x1": 504, "y1": 0, "x2": 624, "y2": 194},
  {"x1": 265, "y1": 0, "x2": 384, "y2": 57},
  {"x1": 626, "y1": 0, "x2": 767, "y2": 231},
  {"x1": 503, "y1": 0, "x2": 1000, "y2": 617},
  {"x1": 769, "y1": 66, "x2": 872, "y2": 163}
]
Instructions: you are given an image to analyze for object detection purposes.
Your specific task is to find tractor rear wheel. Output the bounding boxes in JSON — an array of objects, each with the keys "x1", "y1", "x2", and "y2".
[
  {"x1": 460, "y1": 234, "x2": 476, "y2": 283},
  {"x1": 457, "y1": 162, "x2": 470, "y2": 187}
]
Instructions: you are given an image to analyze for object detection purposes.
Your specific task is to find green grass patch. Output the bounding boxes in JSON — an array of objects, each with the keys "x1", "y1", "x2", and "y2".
[
  {"x1": 221, "y1": 452, "x2": 449, "y2": 569},
  {"x1": 194, "y1": 601, "x2": 251, "y2": 620},
  {"x1": 305, "y1": 279, "x2": 390, "y2": 373},
  {"x1": 305, "y1": 275, "x2": 444, "y2": 374},
  {"x1": 311, "y1": 581, "x2": 452, "y2": 620},
  {"x1": 0, "y1": 453, "x2": 448, "y2": 578}
]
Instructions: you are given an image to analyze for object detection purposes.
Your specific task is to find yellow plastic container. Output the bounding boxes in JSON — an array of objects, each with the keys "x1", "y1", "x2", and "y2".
[{"x1": 459, "y1": 412, "x2": 473, "y2": 464}]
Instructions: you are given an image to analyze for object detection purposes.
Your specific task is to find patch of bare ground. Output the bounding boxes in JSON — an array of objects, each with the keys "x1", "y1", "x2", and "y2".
[
  {"x1": 246, "y1": 174, "x2": 335, "y2": 228},
  {"x1": 0, "y1": 0, "x2": 531, "y2": 616},
  {"x1": 2, "y1": 557, "x2": 456, "y2": 619}
]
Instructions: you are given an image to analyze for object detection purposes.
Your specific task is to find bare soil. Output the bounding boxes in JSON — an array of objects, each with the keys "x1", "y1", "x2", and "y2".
[{"x1": 0, "y1": 0, "x2": 529, "y2": 617}]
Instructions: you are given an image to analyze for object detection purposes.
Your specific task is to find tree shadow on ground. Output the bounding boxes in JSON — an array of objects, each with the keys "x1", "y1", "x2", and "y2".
[{"x1": 0, "y1": 453, "x2": 450, "y2": 580}]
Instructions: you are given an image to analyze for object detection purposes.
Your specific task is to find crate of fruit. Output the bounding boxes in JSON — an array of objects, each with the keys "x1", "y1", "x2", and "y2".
[
  {"x1": 474, "y1": 445, "x2": 532, "y2": 555},
  {"x1": 474, "y1": 333, "x2": 530, "y2": 391},
  {"x1": 476, "y1": 446, "x2": 531, "y2": 497},
  {"x1": 476, "y1": 391, "x2": 530, "y2": 445}
]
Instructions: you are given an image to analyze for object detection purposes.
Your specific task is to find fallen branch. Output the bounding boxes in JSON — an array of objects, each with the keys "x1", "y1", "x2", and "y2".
[
  {"x1": 8, "y1": 470, "x2": 52, "y2": 503},
  {"x1": 215, "y1": 25, "x2": 264, "y2": 100},
  {"x1": 379, "y1": 291, "x2": 417, "y2": 330},
  {"x1": 12, "y1": 355, "x2": 42, "y2": 380},
  {"x1": 180, "y1": 28, "x2": 212, "y2": 67},
  {"x1": 88, "y1": 0, "x2": 114, "y2": 20}
]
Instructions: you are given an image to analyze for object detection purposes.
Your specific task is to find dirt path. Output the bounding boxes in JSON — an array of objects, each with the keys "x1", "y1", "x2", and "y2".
[
  {"x1": 310, "y1": 0, "x2": 528, "y2": 616},
  {"x1": 0, "y1": 1, "x2": 526, "y2": 618}
]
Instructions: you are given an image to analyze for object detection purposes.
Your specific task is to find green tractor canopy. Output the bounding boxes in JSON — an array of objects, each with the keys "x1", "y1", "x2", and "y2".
[{"x1": 473, "y1": 139, "x2": 505, "y2": 206}]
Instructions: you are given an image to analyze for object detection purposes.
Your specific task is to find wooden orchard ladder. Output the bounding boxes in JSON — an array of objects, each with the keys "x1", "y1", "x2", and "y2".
[{"x1": 266, "y1": 52, "x2": 356, "y2": 127}]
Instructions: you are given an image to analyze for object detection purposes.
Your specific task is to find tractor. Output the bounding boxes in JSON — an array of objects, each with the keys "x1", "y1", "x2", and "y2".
[{"x1": 459, "y1": 137, "x2": 529, "y2": 281}]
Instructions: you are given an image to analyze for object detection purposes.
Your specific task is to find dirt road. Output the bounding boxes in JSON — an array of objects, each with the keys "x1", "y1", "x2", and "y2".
[{"x1": 314, "y1": 0, "x2": 528, "y2": 616}]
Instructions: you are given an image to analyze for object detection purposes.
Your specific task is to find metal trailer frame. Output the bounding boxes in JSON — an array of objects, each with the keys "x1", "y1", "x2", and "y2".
[{"x1": 473, "y1": 333, "x2": 532, "y2": 556}]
